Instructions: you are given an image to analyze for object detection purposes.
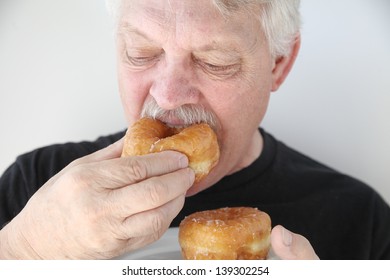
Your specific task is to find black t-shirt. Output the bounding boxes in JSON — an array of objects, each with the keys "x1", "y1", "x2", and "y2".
[{"x1": 1, "y1": 128, "x2": 389, "y2": 259}]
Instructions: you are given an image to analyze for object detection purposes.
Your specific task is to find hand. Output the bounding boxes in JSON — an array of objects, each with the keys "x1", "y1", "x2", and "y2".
[
  {"x1": 270, "y1": 225, "x2": 319, "y2": 260},
  {"x1": 0, "y1": 139, "x2": 195, "y2": 259}
]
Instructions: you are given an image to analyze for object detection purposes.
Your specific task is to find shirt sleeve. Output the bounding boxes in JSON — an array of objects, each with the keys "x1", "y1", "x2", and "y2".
[
  {"x1": 0, "y1": 161, "x2": 31, "y2": 227},
  {"x1": 371, "y1": 192, "x2": 390, "y2": 259}
]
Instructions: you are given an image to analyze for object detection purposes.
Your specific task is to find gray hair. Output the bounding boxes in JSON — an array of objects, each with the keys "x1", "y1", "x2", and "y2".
[{"x1": 105, "y1": 0, "x2": 301, "y2": 57}]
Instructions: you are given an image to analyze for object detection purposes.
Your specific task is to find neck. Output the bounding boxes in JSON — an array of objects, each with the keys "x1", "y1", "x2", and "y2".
[{"x1": 228, "y1": 129, "x2": 263, "y2": 175}]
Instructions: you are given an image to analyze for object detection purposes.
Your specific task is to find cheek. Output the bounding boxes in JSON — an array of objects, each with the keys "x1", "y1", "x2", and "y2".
[
  {"x1": 204, "y1": 75, "x2": 271, "y2": 151},
  {"x1": 207, "y1": 78, "x2": 270, "y2": 128}
]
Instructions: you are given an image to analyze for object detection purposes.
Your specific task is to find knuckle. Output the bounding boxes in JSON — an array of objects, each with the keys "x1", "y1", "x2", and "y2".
[
  {"x1": 149, "y1": 211, "x2": 167, "y2": 241},
  {"x1": 150, "y1": 211, "x2": 165, "y2": 234},
  {"x1": 69, "y1": 156, "x2": 84, "y2": 167},
  {"x1": 144, "y1": 179, "x2": 164, "y2": 206},
  {"x1": 128, "y1": 158, "x2": 148, "y2": 181},
  {"x1": 62, "y1": 165, "x2": 91, "y2": 188}
]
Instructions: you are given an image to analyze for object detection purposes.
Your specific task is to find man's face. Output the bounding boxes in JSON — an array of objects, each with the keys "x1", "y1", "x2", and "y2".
[{"x1": 116, "y1": 0, "x2": 274, "y2": 195}]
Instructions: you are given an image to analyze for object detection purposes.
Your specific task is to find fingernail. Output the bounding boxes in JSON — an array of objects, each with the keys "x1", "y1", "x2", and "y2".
[
  {"x1": 179, "y1": 155, "x2": 189, "y2": 168},
  {"x1": 282, "y1": 227, "x2": 293, "y2": 247},
  {"x1": 187, "y1": 168, "x2": 196, "y2": 185}
]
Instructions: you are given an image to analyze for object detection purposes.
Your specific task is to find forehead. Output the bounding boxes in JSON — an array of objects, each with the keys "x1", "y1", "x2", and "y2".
[{"x1": 118, "y1": 0, "x2": 263, "y2": 50}]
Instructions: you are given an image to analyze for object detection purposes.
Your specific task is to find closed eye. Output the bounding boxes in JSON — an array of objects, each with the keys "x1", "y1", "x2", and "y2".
[
  {"x1": 204, "y1": 62, "x2": 236, "y2": 72},
  {"x1": 124, "y1": 50, "x2": 163, "y2": 69},
  {"x1": 195, "y1": 59, "x2": 241, "y2": 78},
  {"x1": 128, "y1": 56, "x2": 157, "y2": 66}
]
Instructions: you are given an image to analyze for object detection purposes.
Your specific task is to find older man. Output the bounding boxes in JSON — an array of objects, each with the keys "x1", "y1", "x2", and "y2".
[{"x1": 0, "y1": 0, "x2": 389, "y2": 259}]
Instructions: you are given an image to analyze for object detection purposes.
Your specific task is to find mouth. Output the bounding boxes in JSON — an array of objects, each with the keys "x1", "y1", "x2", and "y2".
[
  {"x1": 152, "y1": 113, "x2": 205, "y2": 130},
  {"x1": 151, "y1": 115, "x2": 220, "y2": 134},
  {"x1": 158, "y1": 116, "x2": 188, "y2": 128}
]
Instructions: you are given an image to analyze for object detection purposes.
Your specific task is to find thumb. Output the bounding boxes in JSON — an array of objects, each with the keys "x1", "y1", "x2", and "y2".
[
  {"x1": 47, "y1": 137, "x2": 124, "y2": 183},
  {"x1": 75, "y1": 137, "x2": 125, "y2": 164},
  {"x1": 270, "y1": 225, "x2": 319, "y2": 260}
]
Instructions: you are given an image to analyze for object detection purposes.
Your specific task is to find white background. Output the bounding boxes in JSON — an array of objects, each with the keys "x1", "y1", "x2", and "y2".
[{"x1": 0, "y1": 0, "x2": 389, "y2": 204}]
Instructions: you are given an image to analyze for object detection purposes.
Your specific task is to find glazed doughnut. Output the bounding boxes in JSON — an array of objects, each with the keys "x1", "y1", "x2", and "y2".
[
  {"x1": 121, "y1": 117, "x2": 220, "y2": 182},
  {"x1": 178, "y1": 207, "x2": 271, "y2": 260}
]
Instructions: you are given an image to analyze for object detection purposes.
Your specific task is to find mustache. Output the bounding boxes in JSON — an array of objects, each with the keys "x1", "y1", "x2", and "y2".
[{"x1": 141, "y1": 97, "x2": 219, "y2": 131}]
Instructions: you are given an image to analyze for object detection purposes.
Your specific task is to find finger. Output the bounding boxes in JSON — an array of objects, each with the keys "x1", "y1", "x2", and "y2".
[
  {"x1": 83, "y1": 151, "x2": 191, "y2": 191},
  {"x1": 118, "y1": 194, "x2": 186, "y2": 239},
  {"x1": 270, "y1": 225, "x2": 319, "y2": 260},
  {"x1": 45, "y1": 138, "x2": 125, "y2": 185},
  {"x1": 74, "y1": 137, "x2": 125, "y2": 164},
  {"x1": 110, "y1": 167, "x2": 194, "y2": 216},
  {"x1": 118, "y1": 229, "x2": 171, "y2": 256}
]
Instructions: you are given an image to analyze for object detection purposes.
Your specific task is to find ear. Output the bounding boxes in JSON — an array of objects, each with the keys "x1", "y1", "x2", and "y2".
[{"x1": 271, "y1": 33, "x2": 301, "y2": 92}]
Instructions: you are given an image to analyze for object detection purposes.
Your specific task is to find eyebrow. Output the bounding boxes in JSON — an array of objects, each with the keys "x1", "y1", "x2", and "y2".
[
  {"x1": 118, "y1": 24, "x2": 242, "y2": 57},
  {"x1": 118, "y1": 24, "x2": 153, "y2": 40},
  {"x1": 194, "y1": 44, "x2": 240, "y2": 54},
  {"x1": 191, "y1": 39, "x2": 243, "y2": 62}
]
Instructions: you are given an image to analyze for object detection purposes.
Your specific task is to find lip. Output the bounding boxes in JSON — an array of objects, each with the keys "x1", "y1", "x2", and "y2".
[{"x1": 157, "y1": 116, "x2": 188, "y2": 128}]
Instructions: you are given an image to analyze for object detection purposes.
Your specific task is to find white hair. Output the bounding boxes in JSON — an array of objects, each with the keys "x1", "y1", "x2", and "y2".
[
  {"x1": 141, "y1": 96, "x2": 220, "y2": 131},
  {"x1": 105, "y1": 0, "x2": 301, "y2": 57}
]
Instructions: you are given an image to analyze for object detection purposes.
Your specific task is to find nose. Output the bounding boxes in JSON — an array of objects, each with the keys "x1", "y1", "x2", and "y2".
[{"x1": 150, "y1": 60, "x2": 200, "y2": 110}]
